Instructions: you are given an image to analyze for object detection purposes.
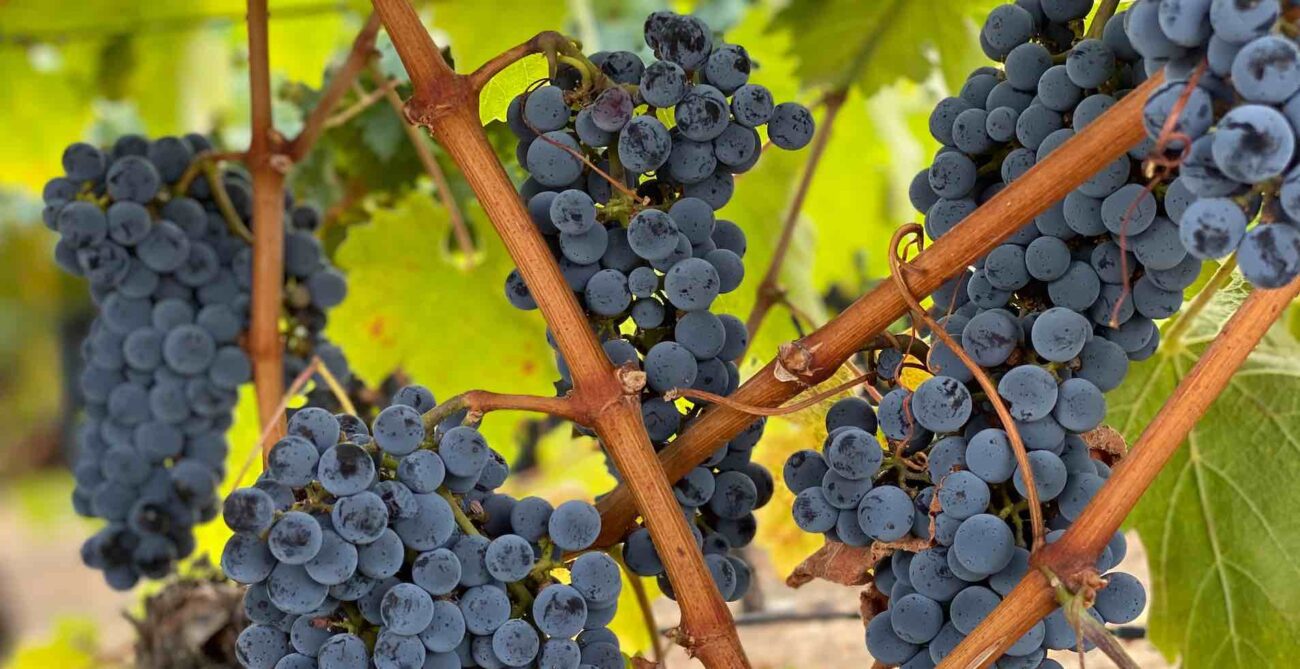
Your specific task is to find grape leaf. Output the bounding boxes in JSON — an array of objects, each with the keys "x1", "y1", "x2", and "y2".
[
  {"x1": 479, "y1": 54, "x2": 549, "y2": 125},
  {"x1": 6, "y1": 618, "x2": 99, "y2": 669},
  {"x1": 431, "y1": 0, "x2": 568, "y2": 73},
  {"x1": 1109, "y1": 284, "x2": 1300, "y2": 668},
  {"x1": 707, "y1": 5, "x2": 827, "y2": 366},
  {"x1": 770, "y1": 0, "x2": 999, "y2": 96},
  {"x1": 190, "y1": 386, "x2": 265, "y2": 569},
  {"x1": 325, "y1": 191, "x2": 559, "y2": 454}
]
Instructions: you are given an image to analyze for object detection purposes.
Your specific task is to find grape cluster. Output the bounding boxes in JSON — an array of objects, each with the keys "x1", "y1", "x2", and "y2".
[
  {"x1": 782, "y1": 3, "x2": 1165, "y2": 665},
  {"x1": 1126, "y1": 0, "x2": 1300, "y2": 288},
  {"x1": 502, "y1": 10, "x2": 809, "y2": 603},
  {"x1": 222, "y1": 385, "x2": 626, "y2": 669},
  {"x1": 47, "y1": 135, "x2": 350, "y2": 589}
]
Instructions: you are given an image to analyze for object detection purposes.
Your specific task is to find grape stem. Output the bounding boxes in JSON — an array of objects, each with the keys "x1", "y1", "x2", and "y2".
[
  {"x1": 440, "y1": 490, "x2": 537, "y2": 612},
  {"x1": 942, "y1": 274, "x2": 1300, "y2": 667},
  {"x1": 245, "y1": 6, "x2": 380, "y2": 449},
  {"x1": 172, "y1": 150, "x2": 247, "y2": 196},
  {"x1": 371, "y1": 2, "x2": 751, "y2": 664},
  {"x1": 467, "y1": 30, "x2": 579, "y2": 93},
  {"x1": 1085, "y1": 0, "x2": 1123, "y2": 41},
  {"x1": 420, "y1": 390, "x2": 587, "y2": 434},
  {"x1": 664, "y1": 370, "x2": 873, "y2": 418},
  {"x1": 200, "y1": 162, "x2": 255, "y2": 244},
  {"x1": 888, "y1": 224, "x2": 1045, "y2": 549},
  {"x1": 234, "y1": 357, "x2": 323, "y2": 489},
  {"x1": 593, "y1": 72, "x2": 1168, "y2": 548},
  {"x1": 1162, "y1": 255, "x2": 1237, "y2": 351},
  {"x1": 286, "y1": 12, "x2": 383, "y2": 162},
  {"x1": 368, "y1": 60, "x2": 477, "y2": 260},
  {"x1": 741, "y1": 89, "x2": 846, "y2": 359},
  {"x1": 246, "y1": 0, "x2": 290, "y2": 447},
  {"x1": 322, "y1": 78, "x2": 402, "y2": 129}
]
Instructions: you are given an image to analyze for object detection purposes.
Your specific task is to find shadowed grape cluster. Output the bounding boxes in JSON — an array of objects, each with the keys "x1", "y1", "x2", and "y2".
[
  {"x1": 1127, "y1": 0, "x2": 1300, "y2": 288},
  {"x1": 46, "y1": 134, "x2": 350, "y2": 589},
  {"x1": 501, "y1": 10, "x2": 812, "y2": 604},
  {"x1": 223, "y1": 384, "x2": 627, "y2": 669}
]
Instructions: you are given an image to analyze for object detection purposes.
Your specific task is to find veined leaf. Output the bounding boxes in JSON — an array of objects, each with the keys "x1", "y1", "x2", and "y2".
[
  {"x1": 479, "y1": 54, "x2": 550, "y2": 125},
  {"x1": 432, "y1": 0, "x2": 568, "y2": 73},
  {"x1": 770, "y1": 0, "x2": 1000, "y2": 96},
  {"x1": 325, "y1": 191, "x2": 558, "y2": 454},
  {"x1": 1110, "y1": 282, "x2": 1300, "y2": 668}
]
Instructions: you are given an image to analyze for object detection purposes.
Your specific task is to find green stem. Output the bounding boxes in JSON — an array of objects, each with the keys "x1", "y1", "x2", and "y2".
[
  {"x1": 421, "y1": 394, "x2": 472, "y2": 435},
  {"x1": 441, "y1": 490, "x2": 536, "y2": 611},
  {"x1": 1086, "y1": 0, "x2": 1123, "y2": 40},
  {"x1": 203, "y1": 162, "x2": 255, "y2": 244},
  {"x1": 1163, "y1": 255, "x2": 1238, "y2": 350}
]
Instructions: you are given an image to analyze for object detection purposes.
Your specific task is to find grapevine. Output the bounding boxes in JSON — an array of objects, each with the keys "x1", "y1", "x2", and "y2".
[{"x1": 14, "y1": 1, "x2": 1300, "y2": 669}]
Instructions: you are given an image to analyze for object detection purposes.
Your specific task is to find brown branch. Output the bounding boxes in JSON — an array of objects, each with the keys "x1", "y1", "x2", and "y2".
[
  {"x1": 595, "y1": 71, "x2": 1167, "y2": 547},
  {"x1": 741, "y1": 90, "x2": 846, "y2": 358},
  {"x1": 324, "y1": 78, "x2": 400, "y2": 128},
  {"x1": 370, "y1": 2, "x2": 750, "y2": 666},
  {"x1": 368, "y1": 60, "x2": 476, "y2": 259},
  {"x1": 286, "y1": 12, "x2": 383, "y2": 162},
  {"x1": 246, "y1": 0, "x2": 288, "y2": 450},
  {"x1": 941, "y1": 274, "x2": 1300, "y2": 668},
  {"x1": 420, "y1": 390, "x2": 586, "y2": 432}
]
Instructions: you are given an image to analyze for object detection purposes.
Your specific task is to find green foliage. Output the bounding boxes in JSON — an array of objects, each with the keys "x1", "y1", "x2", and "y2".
[
  {"x1": 1110, "y1": 284, "x2": 1300, "y2": 668},
  {"x1": 479, "y1": 55, "x2": 551, "y2": 124},
  {"x1": 4, "y1": 618, "x2": 99, "y2": 669},
  {"x1": 433, "y1": 1, "x2": 569, "y2": 73},
  {"x1": 770, "y1": 0, "x2": 999, "y2": 95},
  {"x1": 325, "y1": 191, "x2": 558, "y2": 455},
  {"x1": 190, "y1": 387, "x2": 265, "y2": 570}
]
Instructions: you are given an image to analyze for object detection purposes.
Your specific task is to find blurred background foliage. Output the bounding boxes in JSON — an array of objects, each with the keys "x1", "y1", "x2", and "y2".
[{"x1": 7, "y1": 1, "x2": 1293, "y2": 667}]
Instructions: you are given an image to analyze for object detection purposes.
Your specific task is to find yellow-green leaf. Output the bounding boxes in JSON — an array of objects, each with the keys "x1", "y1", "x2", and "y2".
[
  {"x1": 771, "y1": 0, "x2": 1000, "y2": 96},
  {"x1": 325, "y1": 191, "x2": 558, "y2": 454},
  {"x1": 479, "y1": 54, "x2": 550, "y2": 125},
  {"x1": 4, "y1": 618, "x2": 99, "y2": 669},
  {"x1": 432, "y1": 0, "x2": 568, "y2": 73}
]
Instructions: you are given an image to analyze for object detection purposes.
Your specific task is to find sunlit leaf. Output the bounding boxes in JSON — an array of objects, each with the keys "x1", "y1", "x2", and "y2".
[
  {"x1": 326, "y1": 191, "x2": 559, "y2": 454},
  {"x1": 5, "y1": 618, "x2": 99, "y2": 669},
  {"x1": 770, "y1": 0, "x2": 1000, "y2": 95},
  {"x1": 432, "y1": 1, "x2": 568, "y2": 73},
  {"x1": 479, "y1": 54, "x2": 549, "y2": 125}
]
